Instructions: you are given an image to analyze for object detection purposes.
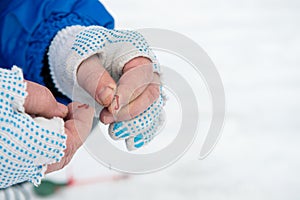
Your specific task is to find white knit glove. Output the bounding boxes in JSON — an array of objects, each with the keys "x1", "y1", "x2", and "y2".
[
  {"x1": 0, "y1": 66, "x2": 67, "y2": 189},
  {"x1": 48, "y1": 25, "x2": 164, "y2": 150},
  {"x1": 48, "y1": 25, "x2": 160, "y2": 98}
]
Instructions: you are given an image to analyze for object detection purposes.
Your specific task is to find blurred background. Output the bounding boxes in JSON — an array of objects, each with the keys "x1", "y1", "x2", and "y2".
[{"x1": 3, "y1": 0, "x2": 300, "y2": 199}]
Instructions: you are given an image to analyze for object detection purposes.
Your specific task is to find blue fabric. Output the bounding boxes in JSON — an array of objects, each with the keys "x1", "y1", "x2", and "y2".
[{"x1": 0, "y1": 0, "x2": 114, "y2": 104}]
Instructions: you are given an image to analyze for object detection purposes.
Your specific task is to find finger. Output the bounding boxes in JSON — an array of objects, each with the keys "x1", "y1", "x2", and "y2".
[
  {"x1": 77, "y1": 54, "x2": 116, "y2": 107},
  {"x1": 106, "y1": 57, "x2": 152, "y2": 115},
  {"x1": 122, "y1": 57, "x2": 153, "y2": 73},
  {"x1": 108, "y1": 63, "x2": 154, "y2": 115},
  {"x1": 102, "y1": 73, "x2": 160, "y2": 123},
  {"x1": 46, "y1": 102, "x2": 95, "y2": 173},
  {"x1": 64, "y1": 102, "x2": 95, "y2": 148},
  {"x1": 99, "y1": 107, "x2": 114, "y2": 124},
  {"x1": 24, "y1": 80, "x2": 68, "y2": 118},
  {"x1": 114, "y1": 82, "x2": 160, "y2": 122},
  {"x1": 125, "y1": 124, "x2": 158, "y2": 150}
]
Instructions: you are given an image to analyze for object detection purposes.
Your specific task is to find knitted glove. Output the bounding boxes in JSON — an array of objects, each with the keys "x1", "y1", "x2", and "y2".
[
  {"x1": 48, "y1": 25, "x2": 164, "y2": 150},
  {"x1": 0, "y1": 66, "x2": 66, "y2": 189},
  {"x1": 48, "y1": 25, "x2": 160, "y2": 98}
]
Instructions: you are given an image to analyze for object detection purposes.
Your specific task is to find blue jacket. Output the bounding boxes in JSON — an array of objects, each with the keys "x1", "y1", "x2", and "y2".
[{"x1": 0, "y1": 0, "x2": 114, "y2": 103}]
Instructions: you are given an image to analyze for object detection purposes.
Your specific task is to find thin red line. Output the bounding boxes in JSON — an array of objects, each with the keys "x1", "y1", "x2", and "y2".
[{"x1": 68, "y1": 175, "x2": 129, "y2": 187}]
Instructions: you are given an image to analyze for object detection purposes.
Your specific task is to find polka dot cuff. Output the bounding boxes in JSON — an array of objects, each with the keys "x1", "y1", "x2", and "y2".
[{"x1": 0, "y1": 66, "x2": 66, "y2": 189}]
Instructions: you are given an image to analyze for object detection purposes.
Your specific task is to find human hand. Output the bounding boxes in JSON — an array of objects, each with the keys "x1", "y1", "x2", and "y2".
[
  {"x1": 49, "y1": 26, "x2": 165, "y2": 150},
  {"x1": 77, "y1": 56, "x2": 160, "y2": 123},
  {"x1": 0, "y1": 66, "x2": 95, "y2": 188},
  {"x1": 77, "y1": 55, "x2": 163, "y2": 150},
  {"x1": 46, "y1": 102, "x2": 94, "y2": 173},
  {"x1": 25, "y1": 81, "x2": 94, "y2": 174},
  {"x1": 79, "y1": 56, "x2": 164, "y2": 150}
]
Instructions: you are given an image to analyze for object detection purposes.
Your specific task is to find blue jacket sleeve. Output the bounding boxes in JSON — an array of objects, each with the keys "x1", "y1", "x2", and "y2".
[{"x1": 0, "y1": 0, "x2": 114, "y2": 103}]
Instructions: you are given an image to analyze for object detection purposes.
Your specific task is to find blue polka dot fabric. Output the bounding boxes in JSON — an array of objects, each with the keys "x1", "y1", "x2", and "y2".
[
  {"x1": 71, "y1": 26, "x2": 160, "y2": 80},
  {"x1": 50, "y1": 25, "x2": 165, "y2": 151},
  {"x1": 0, "y1": 66, "x2": 67, "y2": 189},
  {"x1": 70, "y1": 26, "x2": 165, "y2": 150},
  {"x1": 109, "y1": 86, "x2": 165, "y2": 150}
]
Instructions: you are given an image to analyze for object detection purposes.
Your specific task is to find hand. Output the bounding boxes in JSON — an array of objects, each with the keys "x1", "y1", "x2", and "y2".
[
  {"x1": 77, "y1": 56, "x2": 160, "y2": 123},
  {"x1": 49, "y1": 26, "x2": 162, "y2": 118},
  {"x1": 104, "y1": 57, "x2": 160, "y2": 123},
  {"x1": 24, "y1": 81, "x2": 94, "y2": 173},
  {"x1": 77, "y1": 56, "x2": 163, "y2": 151},
  {"x1": 46, "y1": 102, "x2": 94, "y2": 173},
  {"x1": 78, "y1": 56, "x2": 163, "y2": 151},
  {"x1": 0, "y1": 66, "x2": 93, "y2": 187},
  {"x1": 49, "y1": 26, "x2": 165, "y2": 150}
]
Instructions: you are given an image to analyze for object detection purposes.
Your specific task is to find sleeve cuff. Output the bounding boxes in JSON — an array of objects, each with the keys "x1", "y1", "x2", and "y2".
[{"x1": 26, "y1": 12, "x2": 112, "y2": 104}]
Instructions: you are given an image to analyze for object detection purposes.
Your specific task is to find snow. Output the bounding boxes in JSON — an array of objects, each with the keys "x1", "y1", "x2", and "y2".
[{"x1": 30, "y1": 0, "x2": 300, "y2": 199}]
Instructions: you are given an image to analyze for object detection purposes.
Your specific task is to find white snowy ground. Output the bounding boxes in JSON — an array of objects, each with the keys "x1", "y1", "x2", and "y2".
[{"x1": 29, "y1": 0, "x2": 300, "y2": 199}]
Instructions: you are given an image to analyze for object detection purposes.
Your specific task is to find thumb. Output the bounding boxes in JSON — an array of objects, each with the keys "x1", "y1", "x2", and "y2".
[
  {"x1": 24, "y1": 80, "x2": 68, "y2": 118},
  {"x1": 77, "y1": 54, "x2": 117, "y2": 107},
  {"x1": 64, "y1": 102, "x2": 95, "y2": 150},
  {"x1": 46, "y1": 102, "x2": 94, "y2": 174}
]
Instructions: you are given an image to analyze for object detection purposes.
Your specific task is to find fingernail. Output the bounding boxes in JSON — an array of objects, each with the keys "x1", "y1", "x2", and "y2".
[
  {"x1": 57, "y1": 103, "x2": 68, "y2": 115},
  {"x1": 98, "y1": 86, "x2": 115, "y2": 106}
]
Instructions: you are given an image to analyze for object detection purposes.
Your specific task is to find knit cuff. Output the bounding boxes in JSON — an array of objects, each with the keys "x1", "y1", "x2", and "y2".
[
  {"x1": 0, "y1": 66, "x2": 67, "y2": 188},
  {"x1": 26, "y1": 13, "x2": 100, "y2": 104}
]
